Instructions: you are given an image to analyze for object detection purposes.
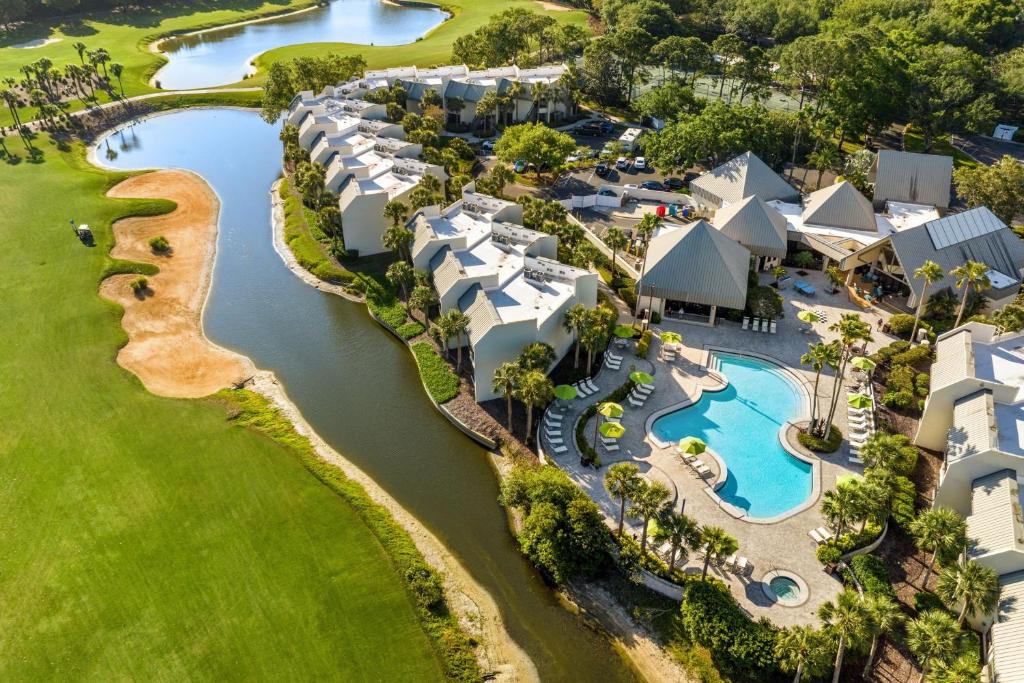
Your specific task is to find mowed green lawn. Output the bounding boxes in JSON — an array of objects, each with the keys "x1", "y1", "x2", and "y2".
[{"x1": 0, "y1": 136, "x2": 445, "y2": 680}]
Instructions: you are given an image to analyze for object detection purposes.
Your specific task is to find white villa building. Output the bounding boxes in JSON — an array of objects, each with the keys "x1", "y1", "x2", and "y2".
[
  {"x1": 410, "y1": 183, "x2": 597, "y2": 401},
  {"x1": 914, "y1": 322, "x2": 1024, "y2": 682},
  {"x1": 286, "y1": 63, "x2": 573, "y2": 255}
]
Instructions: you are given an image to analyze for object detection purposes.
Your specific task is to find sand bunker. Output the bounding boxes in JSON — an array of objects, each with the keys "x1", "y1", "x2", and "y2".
[{"x1": 100, "y1": 169, "x2": 254, "y2": 398}]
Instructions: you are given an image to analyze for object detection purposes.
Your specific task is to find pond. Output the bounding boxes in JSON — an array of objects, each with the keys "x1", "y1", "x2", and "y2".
[
  {"x1": 94, "y1": 108, "x2": 637, "y2": 683},
  {"x1": 154, "y1": 0, "x2": 447, "y2": 90}
]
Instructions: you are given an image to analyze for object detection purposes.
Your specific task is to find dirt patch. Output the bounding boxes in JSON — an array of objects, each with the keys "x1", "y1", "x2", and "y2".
[
  {"x1": 100, "y1": 170, "x2": 254, "y2": 397},
  {"x1": 535, "y1": 1, "x2": 574, "y2": 11}
]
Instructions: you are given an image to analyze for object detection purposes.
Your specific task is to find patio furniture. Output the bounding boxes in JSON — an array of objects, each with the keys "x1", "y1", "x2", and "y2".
[
  {"x1": 628, "y1": 395, "x2": 646, "y2": 408},
  {"x1": 849, "y1": 455, "x2": 864, "y2": 465},
  {"x1": 607, "y1": 351, "x2": 624, "y2": 362},
  {"x1": 762, "y1": 319, "x2": 770, "y2": 333},
  {"x1": 794, "y1": 280, "x2": 816, "y2": 296},
  {"x1": 770, "y1": 320, "x2": 777, "y2": 334},
  {"x1": 808, "y1": 529, "x2": 825, "y2": 544},
  {"x1": 547, "y1": 437, "x2": 564, "y2": 445},
  {"x1": 546, "y1": 413, "x2": 563, "y2": 423},
  {"x1": 605, "y1": 357, "x2": 621, "y2": 370},
  {"x1": 724, "y1": 552, "x2": 739, "y2": 570},
  {"x1": 585, "y1": 379, "x2": 600, "y2": 393},
  {"x1": 734, "y1": 557, "x2": 749, "y2": 574},
  {"x1": 694, "y1": 463, "x2": 712, "y2": 478},
  {"x1": 777, "y1": 275, "x2": 792, "y2": 289},
  {"x1": 816, "y1": 527, "x2": 835, "y2": 541},
  {"x1": 752, "y1": 317, "x2": 761, "y2": 331},
  {"x1": 603, "y1": 442, "x2": 620, "y2": 452},
  {"x1": 742, "y1": 316, "x2": 749, "y2": 330},
  {"x1": 678, "y1": 451, "x2": 698, "y2": 463},
  {"x1": 573, "y1": 381, "x2": 591, "y2": 397},
  {"x1": 635, "y1": 385, "x2": 653, "y2": 396}
]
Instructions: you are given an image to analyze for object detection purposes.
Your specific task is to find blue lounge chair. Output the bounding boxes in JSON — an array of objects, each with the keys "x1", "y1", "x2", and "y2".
[{"x1": 794, "y1": 280, "x2": 816, "y2": 296}]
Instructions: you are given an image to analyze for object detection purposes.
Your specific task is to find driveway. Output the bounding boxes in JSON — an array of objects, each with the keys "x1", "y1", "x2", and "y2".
[{"x1": 952, "y1": 134, "x2": 1024, "y2": 164}]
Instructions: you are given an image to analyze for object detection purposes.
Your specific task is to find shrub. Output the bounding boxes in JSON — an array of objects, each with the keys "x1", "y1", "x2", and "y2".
[
  {"x1": 887, "y1": 364, "x2": 916, "y2": 394},
  {"x1": 887, "y1": 313, "x2": 916, "y2": 336},
  {"x1": 679, "y1": 580, "x2": 781, "y2": 681},
  {"x1": 891, "y1": 345, "x2": 932, "y2": 368},
  {"x1": 651, "y1": 311, "x2": 662, "y2": 324},
  {"x1": 816, "y1": 523, "x2": 884, "y2": 564},
  {"x1": 148, "y1": 235, "x2": 170, "y2": 253},
  {"x1": 410, "y1": 342, "x2": 459, "y2": 404},
  {"x1": 915, "y1": 372, "x2": 930, "y2": 397},
  {"x1": 798, "y1": 424, "x2": 842, "y2": 453},
  {"x1": 816, "y1": 544, "x2": 842, "y2": 564},
  {"x1": 129, "y1": 276, "x2": 148, "y2": 293},
  {"x1": 636, "y1": 330, "x2": 653, "y2": 359},
  {"x1": 882, "y1": 390, "x2": 914, "y2": 410},
  {"x1": 618, "y1": 285, "x2": 637, "y2": 310},
  {"x1": 405, "y1": 563, "x2": 444, "y2": 610},
  {"x1": 850, "y1": 554, "x2": 898, "y2": 601},
  {"x1": 913, "y1": 591, "x2": 948, "y2": 616},
  {"x1": 396, "y1": 321, "x2": 425, "y2": 340},
  {"x1": 871, "y1": 341, "x2": 910, "y2": 365}
]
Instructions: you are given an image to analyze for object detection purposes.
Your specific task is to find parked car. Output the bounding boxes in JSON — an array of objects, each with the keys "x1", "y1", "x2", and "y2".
[
  {"x1": 600, "y1": 142, "x2": 616, "y2": 157},
  {"x1": 664, "y1": 177, "x2": 685, "y2": 190},
  {"x1": 600, "y1": 121, "x2": 614, "y2": 134},
  {"x1": 615, "y1": 156, "x2": 630, "y2": 171},
  {"x1": 641, "y1": 180, "x2": 665, "y2": 191},
  {"x1": 513, "y1": 158, "x2": 527, "y2": 173},
  {"x1": 595, "y1": 163, "x2": 610, "y2": 177},
  {"x1": 577, "y1": 123, "x2": 603, "y2": 136},
  {"x1": 624, "y1": 183, "x2": 640, "y2": 189},
  {"x1": 634, "y1": 156, "x2": 647, "y2": 170},
  {"x1": 480, "y1": 139, "x2": 496, "y2": 152}
]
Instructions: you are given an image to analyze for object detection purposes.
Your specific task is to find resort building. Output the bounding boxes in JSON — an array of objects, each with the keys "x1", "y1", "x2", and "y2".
[
  {"x1": 711, "y1": 194, "x2": 788, "y2": 269},
  {"x1": 914, "y1": 322, "x2": 1024, "y2": 681},
  {"x1": 871, "y1": 150, "x2": 954, "y2": 210},
  {"x1": 410, "y1": 183, "x2": 597, "y2": 401},
  {"x1": 689, "y1": 151, "x2": 800, "y2": 210},
  {"x1": 636, "y1": 219, "x2": 751, "y2": 325}
]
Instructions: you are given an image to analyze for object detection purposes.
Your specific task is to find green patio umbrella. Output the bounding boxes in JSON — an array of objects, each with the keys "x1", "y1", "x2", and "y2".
[
  {"x1": 851, "y1": 356, "x2": 877, "y2": 373},
  {"x1": 629, "y1": 371, "x2": 654, "y2": 385},
  {"x1": 599, "y1": 422, "x2": 627, "y2": 439},
  {"x1": 597, "y1": 402, "x2": 624, "y2": 418},
  {"x1": 660, "y1": 331, "x2": 683, "y2": 345},
  {"x1": 797, "y1": 310, "x2": 820, "y2": 323},
  {"x1": 554, "y1": 384, "x2": 578, "y2": 401},
  {"x1": 613, "y1": 324, "x2": 638, "y2": 339},
  {"x1": 848, "y1": 393, "x2": 874, "y2": 409},
  {"x1": 677, "y1": 436, "x2": 706, "y2": 456}
]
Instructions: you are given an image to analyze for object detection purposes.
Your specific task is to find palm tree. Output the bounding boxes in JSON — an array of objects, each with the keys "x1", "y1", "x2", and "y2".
[
  {"x1": 930, "y1": 653, "x2": 982, "y2": 683},
  {"x1": 383, "y1": 224, "x2": 414, "y2": 262},
  {"x1": 435, "y1": 310, "x2": 454, "y2": 357},
  {"x1": 504, "y1": 80, "x2": 524, "y2": 124},
  {"x1": 516, "y1": 369, "x2": 554, "y2": 441},
  {"x1": 445, "y1": 310, "x2": 470, "y2": 370},
  {"x1": 605, "y1": 227, "x2": 628, "y2": 281},
  {"x1": 910, "y1": 260, "x2": 944, "y2": 343},
  {"x1": 906, "y1": 610, "x2": 960, "y2": 683},
  {"x1": 950, "y1": 260, "x2": 990, "y2": 328},
  {"x1": 698, "y1": 526, "x2": 738, "y2": 579},
  {"x1": 776, "y1": 624, "x2": 826, "y2": 683},
  {"x1": 418, "y1": 172, "x2": 442, "y2": 196},
  {"x1": 409, "y1": 284, "x2": 436, "y2": 326},
  {"x1": 562, "y1": 303, "x2": 588, "y2": 369},
  {"x1": 384, "y1": 200, "x2": 409, "y2": 228},
  {"x1": 800, "y1": 342, "x2": 840, "y2": 433},
  {"x1": 632, "y1": 213, "x2": 661, "y2": 323},
  {"x1": 581, "y1": 307, "x2": 613, "y2": 373},
  {"x1": 386, "y1": 261, "x2": 415, "y2": 304},
  {"x1": 818, "y1": 589, "x2": 868, "y2": 683},
  {"x1": 773, "y1": 265, "x2": 788, "y2": 286},
  {"x1": 604, "y1": 462, "x2": 641, "y2": 537},
  {"x1": 493, "y1": 362, "x2": 521, "y2": 430},
  {"x1": 73, "y1": 42, "x2": 88, "y2": 66},
  {"x1": 862, "y1": 594, "x2": 905, "y2": 678},
  {"x1": 518, "y1": 341, "x2": 556, "y2": 372},
  {"x1": 809, "y1": 144, "x2": 839, "y2": 190},
  {"x1": 821, "y1": 484, "x2": 858, "y2": 534},
  {"x1": 109, "y1": 63, "x2": 124, "y2": 97},
  {"x1": 529, "y1": 81, "x2": 550, "y2": 123},
  {"x1": 936, "y1": 559, "x2": 1000, "y2": 626},
  {"x1": 653, "y1": 509, "x2": 700, "y2": 571},
  {"x1": 628, "y1": 480, "x2": 671, "y2": 554},
  {"x1": 822, "y1": 314, "x2": 872, "y2": 436},
  {"x1": 909, "y1": 508, "x2": 967, "y2": 588}
]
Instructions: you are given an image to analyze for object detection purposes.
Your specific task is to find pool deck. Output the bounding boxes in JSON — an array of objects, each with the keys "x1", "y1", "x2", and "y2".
[{"x1": 545, "y1": 270, "x2": 899, "y2": 626}]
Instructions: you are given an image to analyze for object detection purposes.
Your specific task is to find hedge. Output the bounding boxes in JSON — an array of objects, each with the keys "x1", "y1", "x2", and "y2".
[
  {"x1": 410, "y1": 342, "x2": 460, "y2": 404},
  {"x1": 850, "y1": 554, "x2": 898, "y2": 601},
  {"x1": 797, "y1": 424, "x2": 842, "y2": 453},
  {"x1": 280, "y1": 179, "x2": 355, "y2": 286},
  {"x1": 815, "y1": 522, "x2": 884, "y2": 564}
]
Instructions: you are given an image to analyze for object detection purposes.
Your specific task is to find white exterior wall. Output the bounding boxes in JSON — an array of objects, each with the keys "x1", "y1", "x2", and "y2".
[
  {"x1": 935, "y1": 450, "x2": 1024, "y2": 516},
  {"x1": 472, "y1": 320, "x2": 539, "y2": 401}
]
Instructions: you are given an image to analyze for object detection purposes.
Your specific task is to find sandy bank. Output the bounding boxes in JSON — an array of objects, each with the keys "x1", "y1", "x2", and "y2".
[{"x1": 100, "y1": 169, "x2": 254, "y2": 397}]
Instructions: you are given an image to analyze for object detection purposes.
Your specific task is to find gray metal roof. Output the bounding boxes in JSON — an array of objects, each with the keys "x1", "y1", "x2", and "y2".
[
  {"x1": 873, "y1": 150, "x2": 953, "y2": 208},
  {"x1": 933, "y1": 329, "x2": 976, "y2": 392},
  {"x1": 949, "y1": 390, "x2": 996, "y2": 462},
  {"x1": 639, "y1": 220, "x2": 751, "y2": 309},
  {"x1": 968, "y1": 468, "x2": 1018, "y2": 558},
  {"x1": 712, "y1": 195, "x2": 788, "y2": 259},
  {"x1": 801, "y1": 181, "x2": 877, "y2": 232},
  {"x1": 890, "y1": 207, "x2": 1024, "y2": 299},
  {"x1": 992, "y1": 570, "x2": 1024, "y2": 683},
  {"x1": 926, "y1": 206, "x2": 1007, "y2": 250},
  {"x1": 462, "y1": 286, "x2": 500, "y2": 345},
  {"x1": 433, "y1": 251, "x2": 465, "y2": 298},
  {"x1": 443, "y1": 80, "x2": 488, "y2": 103},
  {"x1": 690, "y1": 152, "x2": 798, "y2": 207}
]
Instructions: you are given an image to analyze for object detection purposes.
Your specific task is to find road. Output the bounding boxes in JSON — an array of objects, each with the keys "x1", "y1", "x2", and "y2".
[{"x1": 952, "y1": 134, "x2": 1024, "y2": 165}]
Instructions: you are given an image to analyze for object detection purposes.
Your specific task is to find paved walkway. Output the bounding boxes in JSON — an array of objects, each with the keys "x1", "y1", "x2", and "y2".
[{"x1": 544, "y1": 270, "x2": 901, "y2": 626}]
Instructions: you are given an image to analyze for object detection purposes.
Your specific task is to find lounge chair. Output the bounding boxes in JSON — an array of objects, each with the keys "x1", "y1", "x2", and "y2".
[
  {"x1": 734, "y1": 557, "x2": 749, "y2": 574},
  {"x1": 763, "y1": 319, "x2": 771, "y2": 333},
  {"x1": 605, "y1": 359, "x2": 621, "y2": 370},
  {"x1": 550, "y1": 444, "x2": 568, "y2": 454},
  {"x1": 678, "y1": 451, "x2": 698, "y2": 463},
  {"x1": 724, "y1": 552, "x2": 739, "y2": 570},
  {"x1": 547, "y1": 437, "x2": 564, "y2": 445},
  {"x1": 752, "y1": 317, "x2": 761, "y2": 331},
  {"x1": 808, "y1": 529, "x2": 825, "y2": 544},
  {"x1": 770, "y1": 320, "x2": 777, "y2": 334},
  {"x1": 607, "y1": 351, "x2": 623, "y2": 362},
  {"x1": 585, "y1": 379, "x2": 600, "y2": 394},
  {"x1": 849, "y1": 455, "x2": 864, "y2": 465},
  {"x1": 573, "y1": 381, "x2": 591, "y2": 397},
  {"x1": 628, "y1": 396, "x2": 646, "y2": 408},
  {"x1": 816, "y1": 527, "x2": 835, "y2": 541},
  {"x1": 742, "y1": 317, "x2": 749, "y2": 330},
  {"x1": 546, "y1": 413, "x2": 563, "y2": 423},
  {"x1": 545, "y1": 427, "x2": 562, "y2": 438},
  {"x1": 635, "y1": 384, "x2": 653, "y2": 395},
  {"x1": 695, "y1": 464, "x2": 712, "y2": 478},
  {"x1": 603, "y1": 442, "x2": 620, "y2": 452}
]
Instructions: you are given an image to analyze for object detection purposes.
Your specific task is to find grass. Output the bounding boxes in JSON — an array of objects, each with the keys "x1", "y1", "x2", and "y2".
[
  {"x1": 903, "y1": 126, "x2": 980, "y2": 169},
  {"x1": 411, "y1": 341, "x2": 460, "y2": 403},
  {"x1": 279, "y1": 177, "x2": 358, "y2": 286},
  {"x1": 0, "y1": 132, "x2": 459, "y2": 679}
]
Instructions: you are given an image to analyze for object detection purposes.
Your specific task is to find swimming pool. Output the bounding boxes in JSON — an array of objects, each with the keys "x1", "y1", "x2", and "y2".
[{"x1": 650, "y1": 353, "x2": 812, "y2": 519}]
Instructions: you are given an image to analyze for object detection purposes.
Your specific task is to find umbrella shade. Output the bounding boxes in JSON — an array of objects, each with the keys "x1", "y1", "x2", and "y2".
[
  {"x1": 554, "y1": 384, "x2": 578, "y2": 400},
  {"x1": 613, "y1": 324, "x2": 638, "y2": 339},
  {"x1": 796, "y1": 310, "x2": 820, "y2": 323},
  {"x1": 677, "y1": 436, "x2": 707, "y2": 455},
  {"x1": 848, "y1": 393, "x2": 874, "y2": 409},
  {"x1": 851, "y1": 356, "x2": 877, "y2": 373},
  {"x1": 660, "y1": 331, "x2": 683, "y2": 345},
  {"x1": 629, "y1": 371, "x2": 654, "y2": 385},
  {"x1": 600, "y1": 422, "x2": 627, "y2": 439},
  {"x1": 597, "y1": 402, "x2": 624, "y2": 418}
]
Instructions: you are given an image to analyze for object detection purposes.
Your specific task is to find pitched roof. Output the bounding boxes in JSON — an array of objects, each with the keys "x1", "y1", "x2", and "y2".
[
  {"x1": 801, "y1": 181, "x2": 877, "y2": 232},
  {"x1": 443, "y1": 80, "x2": 488, "y2": 103},
  {"x1": 890, "y1": 207, "x2": 1024, "y2": 299},
  {"x1": 967, "y1": 468, "x2": 1019, "y2": 558},
  {"x1": 639, "y1": 220, "x2": 751, "y2": 309},
  {"x1": 690, "y1": 152, "x2": 798, "y2": 206},
  {"x1": 712, "y1": 195, "x2": 788, "y2": 259},
  {"x1": 873, "y1": 150, "x2": 953, "y2": 209},
  {"x1": 992, "y1": 570, "x2": 1024, "y2": 683}
]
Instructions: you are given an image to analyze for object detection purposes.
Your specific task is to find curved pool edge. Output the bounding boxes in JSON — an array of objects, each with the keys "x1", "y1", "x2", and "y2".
[{"x1": 645, "y1": 346, "x2": 823, "y2": 525}]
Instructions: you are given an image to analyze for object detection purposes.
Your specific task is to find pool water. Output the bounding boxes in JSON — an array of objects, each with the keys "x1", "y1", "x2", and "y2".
[
  {"x1": 769, "y1": 576, "x2": 801, "y2": 603},
  {"x1": 651, "y1": 353, "x2": 812, "y2": 518}
]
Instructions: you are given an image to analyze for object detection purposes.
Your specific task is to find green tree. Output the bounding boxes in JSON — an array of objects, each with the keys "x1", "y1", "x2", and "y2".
[
  {"x1": 562, "y1": 303, "x2": 589, "y2": 369},
  {"x1": 441, "y1": 309, "x2": 471, "y2": 370},
  {"x1": 634, "y1": 81, "x2": 700, "y2": 123},
  {"x1": 493, "y1": 362, "x2": 522, "y2": 431},
  {"x1": 294, "y1": 161, "x2": 326, "y2": 208},
  {"x1": 906, "y1": 610, "x2": 961, "y2": 683},
  {"x1": 516, "y1": 369, "x2": 554, "y2": 441},
  {"x1": 930, "y1": 652, "x2": 982, "y2": 683},
  {"x1": 698, "y1": 526, "x2": 738, "y2": 579},
  {"x1": 628, "y1": 480, "x2": 671, "y2": 554},
  {"x1": 653, "y1": 509, "x2": 700, "y2": 571},
  {"x1": 808, "y1": 144, "x2": 839, "y2": 190},
  {"x1": 821, "y1": 482, "x2": 859, "y2": 534},
  {"x1": 385, "y1": 261, "x2": 415, "y2": 304},
  {"x1": 801, "y1": 342, "x2": 840, "y2": 432},
  {"x1": 604, "y1": 227, "x2": 628, "y2": 281},
  {"x1": 936, "y1": 559, "x2": 1000, "y2": 626},
  {"x1": 911, "y1": 260, "x2": 945, "y2": 342},
  {"x1": 518, "y1": 341, "x2": 556, "y2": 373},
  {"x1": 494, "y1": 123, "x2": 577, "y2": 182},
  {"x1": 818, "y1": 589, "x2": 868, "y2": 683},
  {"x1": 604, "y1": 462, "x2": 641, "y2": 537},
  {"x1": 409, "y1": 284, "x2": 436, "y2": 327},
  {"x1": 909, "y1": 508, "x2": 967, "y2": 587},
  {"x1": 776, "y1": 625, "x2": 829, "y2": 683},
  {"x1": 953, "y1": 156, "x2": 1024, "y2": 226},
  {"x1": 862, "y1": 594, "x2": 905, "y2": 678},
  {"x1": 580, "y1": 307, "x2": 615, "y2": 373},
  {"x1": 109, "y1": 63, "x2": 124, "y2": 97},
  {"x1": 821, "y1": 314, "x2": 872, "y2": 436},
  {"x1": 905, "y1": 43, "x2": 989, "y2": 153},
  {"x1": 950, "y1": 260, "x2": 991, "y2": 327}
]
